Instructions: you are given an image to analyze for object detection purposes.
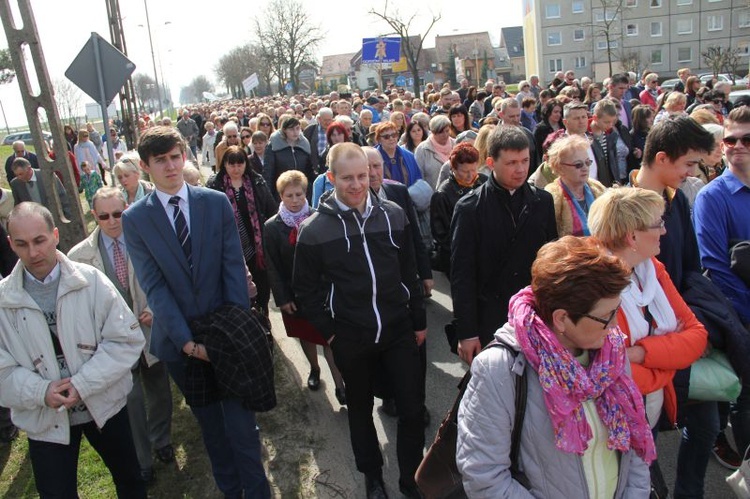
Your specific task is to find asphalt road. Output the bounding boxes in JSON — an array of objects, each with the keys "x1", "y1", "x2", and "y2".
[{"x1": 272, "y1": 269, "x2": 737, "y2": 497}]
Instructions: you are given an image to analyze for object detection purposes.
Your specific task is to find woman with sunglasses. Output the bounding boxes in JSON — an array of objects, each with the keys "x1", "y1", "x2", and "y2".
[
  {"x1": 374, "y1": 121, "x2": 422, "y2": 187},
  {"x1": 114, "y1": 152, "x2": 154, "y2": 205},
  {"x1": 457, "y1": 235, "x2": 655, "y2": 497},
  {"x1": 589, "y1": 188, "x2": 707, "y2": 445},
  {"x1": 255, "y1": 113, "x2": 276, "y2": 137},
  {"x1": 544, "y1": 135, "x2": 606, "y2": 237}
]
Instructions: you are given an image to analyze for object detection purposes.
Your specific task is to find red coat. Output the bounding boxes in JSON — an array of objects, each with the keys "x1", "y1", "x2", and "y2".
[{"x1": 616, "y1": 258, "x2": 707, "y2": 424}]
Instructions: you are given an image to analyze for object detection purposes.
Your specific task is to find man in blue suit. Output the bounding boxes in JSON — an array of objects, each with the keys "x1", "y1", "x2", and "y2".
[{"x1": 122, "y1": 126, "x2": 270, "y2": 498}]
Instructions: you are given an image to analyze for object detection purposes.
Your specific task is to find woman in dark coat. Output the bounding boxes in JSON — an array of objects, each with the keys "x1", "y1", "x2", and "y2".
[
  {"x1": 430, "y1": 143, "x2": 486, "y2": 276},
  {"x1": 263, "y1": 170, "x2": 346, "y2": 404},
  {"x1": 533, "y1": 99, "x2": 565, "y2": 162},
  {"x1": 263, "y1": 116, "x2": 315, "y2": 202},
  {"x1": 209, "y1": 145, "x2": 277, "y2": 316}
]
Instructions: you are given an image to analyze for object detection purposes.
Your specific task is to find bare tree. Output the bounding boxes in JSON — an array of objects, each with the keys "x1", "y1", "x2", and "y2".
[
  {"x1": 370, "y1": 0, "x2": 441, "y2": 98},
  {"x1": 215, "y1": 45, "x2": 258, "y2": 98},
  {"x1": 702, "y1": 46, "x2": 741, "y2": 83},
  {"x1": 619, "y1": 51, "x2": 642, "y2": 75},
  {"x1": 253, "y1": 0, "x2": 323, "y2": 94},
  {"x1": 133, "y1": 73, "x2": 156, "y2": 111},
  {"x1": 54, "y1": 79, "x2": 83, "y2": 129},
  {"x1": 180, "y1": 75, "x2": 214, "y2": 104},
  {"x1": 722, "y1": 48, "x2": 741, "y2": 82},
  {"x1": 584, "y1": 0, "x2": 625, "y2": 77}
]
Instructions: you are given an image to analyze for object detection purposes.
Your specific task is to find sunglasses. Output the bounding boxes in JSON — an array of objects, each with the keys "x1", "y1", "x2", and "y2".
[
  {"x1": 241, "y1": 134, "x2": 251, "y2": 139},
  {"x1": 96, "y1": 211, "x2": 123, "y2": 221},
  {"x1": 722, "y1": 135, "x2": 750, "y2": 148},
  {"x1": 380, "y1": 133, "x2": 398, "y2": 140},
  {"x1": 582, "y1": 305, "x2": 620, "y2": 330},
  {"x1": 560, "y1": 159, "x2": 593, "y2": 169},
  {"x1": 712, "y1": 99, "x2": 724, "y2": 104},
  {"x1": 643, "y1": 218, "x2": 666, "y2": 231}
]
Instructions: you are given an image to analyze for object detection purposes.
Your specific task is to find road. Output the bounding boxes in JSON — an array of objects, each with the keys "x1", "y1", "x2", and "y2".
[{"x1": 270, "y1": 270, "x2": 736, "y2": 498}]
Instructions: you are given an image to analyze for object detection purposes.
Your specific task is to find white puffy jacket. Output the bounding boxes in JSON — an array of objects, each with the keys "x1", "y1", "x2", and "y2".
[{"x1": 0, "y1": 252, "x2": 144, "y2": 444}]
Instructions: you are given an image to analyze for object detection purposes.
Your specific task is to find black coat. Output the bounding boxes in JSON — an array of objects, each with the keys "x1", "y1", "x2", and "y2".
[
  {"x1": 263, "y1": 133, "x2": 315, "y2": 202},
  {"x1": 590, "y1": 131, "x2": 619, "y2": 187},
  {"x1": 302, "y1": 123, "x2": 323, "y2": 170},
  {"x1": 451, "y1": 178, "x2": 557, "y2": 345},
  {"x1": 381, "y1": 182, "x2": 432, "y2": 281},
  {"x1": 263, "y1": 213, "x2": 304, "y2": 307},
  {"x1": 206, "y1": 170, "x2": 278, "y2": 229}
]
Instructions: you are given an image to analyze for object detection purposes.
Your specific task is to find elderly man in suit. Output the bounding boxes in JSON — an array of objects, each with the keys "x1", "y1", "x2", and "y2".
[
  {"x1": 4, "y1": 140, "x2": 39, "y2": 183},
  {"x1": 68, "y1": 187, "x2": 174, "y2": 484},
  {"x1": 9, "y1": 158, "x2": 71, "y2": 219},
  {"x1": 303, "y1": 107, "x2": 334, "y2": 170},
  {"x1": 122, "y1": 126, "x2": 270, "y2": 498}
]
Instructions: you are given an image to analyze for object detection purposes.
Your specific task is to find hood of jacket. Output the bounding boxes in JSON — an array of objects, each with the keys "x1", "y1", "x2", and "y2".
[
  {"x1": 269, "y1": 130, "x2": 311, "y2": 155},
  {"x1": 494, "y1": 322, "x2": 521, "y2": 353}
]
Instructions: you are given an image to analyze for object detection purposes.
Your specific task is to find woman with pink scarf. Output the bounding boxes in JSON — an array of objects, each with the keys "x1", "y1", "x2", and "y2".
[
  {"x1": 414, "y1": 115, "x2": 455, "y2": 189},
  {"x1": 457, "y1": 236, "x2": 654, "y2": 497}
]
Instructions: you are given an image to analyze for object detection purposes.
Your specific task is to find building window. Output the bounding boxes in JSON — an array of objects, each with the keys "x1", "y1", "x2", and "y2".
[
  {"x1": 626, "y1": 0, "x2": 637, "y2": 6},
  {"x1": 651, "y1": 49, "x2": 663, "y2": 64},
  {"x1": 650, "y1": 0, "x2": 662, "y2": 7},
  {"x1": 574, "y1": 29, "x2": 585, "y2": 41},
  {"x1": 575, "y1": 56, "x2": 587, "y2": 68},
  {"x1": 707, "y1": 15, "x2": 723, "y2": 31},
  {"x1": 676, "y1": 0, "x2": 692, "y2": 5},
  {"x1": 678, "y1": 47, "x2": 692, "y2": 62},
  {"x1": 572, "y1": 1, "x2": 584, "y2": 13},
  {"x1": 739, "y1": 43, "x2": 750, "y2": 56},
  {"x1": 626, "y1": 23, "x2": 638, "y2": 36},
  {"x1": 547, "y1": 31, "x2": 562, "y2": 46},
  {"x1": 677, "y1": 19, "x2": 693, "y2": 34},
  {"x1": 549, "y1": 58, "x2": 563, "y2": 73},
  {"x1": 597, "y1": 40, "x2": 619, "y2": 50},
  {"x1": 707, "y1": 0, "x2": 722, "y2": 2},
  {"x1": 545, "y1": 4, "x2": 561, "y2": 18},
  {"x1": 594, "y1": 10, "x2": 617, "y2": 22},
  {"x1": 740, "y1": 10, "x2": 750, "y2": 28},
  {"x1": 651, "y1": 22, "x2": 663, "y2": 36}
]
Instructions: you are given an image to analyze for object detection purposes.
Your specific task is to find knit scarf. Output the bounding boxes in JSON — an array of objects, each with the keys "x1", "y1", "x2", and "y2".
[
  {"x1": 510, "y1": 287, "x2": 656, "y2": 464},
  {"x1": 224, "y1": 174, "x2": 265, "y2": 269},
  {"x1": 429, "y1": 134, "x2": 453, "y2": 164},
  {"x1": 278, "y1": 202, "x2": 311, "y2": 246},
  {"x1": 453, "y1": 171, "x2": 479, "y2": 189},
  {"x1": 559, "y1": 179, "x2": 595, "y2": 236},
  {"x1": 378, "y1": 145, "x2": 410, "y2": 185}
]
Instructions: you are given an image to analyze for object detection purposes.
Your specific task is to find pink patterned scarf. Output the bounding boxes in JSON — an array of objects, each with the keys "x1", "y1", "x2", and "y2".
[
  {"x1": 509, "y1": 286, "x2": 656, "y2": 463},
  {"x1": 224, "y1": 173, "x2": 265, "y2": 270}
]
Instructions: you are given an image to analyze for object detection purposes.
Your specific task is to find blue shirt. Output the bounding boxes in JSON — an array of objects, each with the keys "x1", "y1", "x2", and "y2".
[{"x1": 693, "y1": 169, "x2": 750, "y2": 323}]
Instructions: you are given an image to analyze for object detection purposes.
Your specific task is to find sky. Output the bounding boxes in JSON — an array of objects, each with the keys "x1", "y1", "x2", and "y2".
[{"x1": 0, "y1": 0, "x2": 522, "y2": 129}]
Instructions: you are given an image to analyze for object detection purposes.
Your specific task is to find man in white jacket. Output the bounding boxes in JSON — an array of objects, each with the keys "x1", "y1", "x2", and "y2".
[{"x1": 0, "y1": 202, "x2": 146, "y2": 498}]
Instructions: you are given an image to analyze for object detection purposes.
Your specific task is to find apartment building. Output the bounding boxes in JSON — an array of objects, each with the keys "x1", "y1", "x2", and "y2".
[{"x1": 523, "y1": 0, "x2": 750, "y2": 83}]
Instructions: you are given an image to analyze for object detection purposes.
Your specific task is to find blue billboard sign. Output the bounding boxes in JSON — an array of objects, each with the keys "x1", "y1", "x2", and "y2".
[{"x1": 362, "y1": 37, "x2": 401, "y2": 63}]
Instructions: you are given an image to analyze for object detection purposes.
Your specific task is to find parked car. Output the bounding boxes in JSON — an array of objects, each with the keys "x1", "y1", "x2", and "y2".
[
  {"x1": 660, "y1": 78, "x2": 681, "y2": 91},
  {"x1": 729, "y1": 89, "x2": 750, "y2": 105},
  {"x1": 699, "y1": 73, "x2": 749, "y2": 87},
  {"x1": 2, "y1": 130, "x2": 52, "y2": 147}
]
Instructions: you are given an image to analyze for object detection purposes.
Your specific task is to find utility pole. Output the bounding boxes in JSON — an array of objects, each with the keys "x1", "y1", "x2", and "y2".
[
  {"x1": 143, "y1": 0, "x2": 163, "y2": 118},
  {"x1": 0, "y1": 0, "x2": 87, "y2": 251}
]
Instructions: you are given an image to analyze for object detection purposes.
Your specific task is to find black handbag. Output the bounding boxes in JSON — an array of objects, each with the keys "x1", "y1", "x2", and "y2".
[{"x1": 415, "y1": 342, "x2": 529, "y2": 498}]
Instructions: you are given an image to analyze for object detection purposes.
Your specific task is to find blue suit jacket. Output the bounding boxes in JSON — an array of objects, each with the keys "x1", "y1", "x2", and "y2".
[{"x1": 122, "y1": 184, "x2": 250, "y2": 361}]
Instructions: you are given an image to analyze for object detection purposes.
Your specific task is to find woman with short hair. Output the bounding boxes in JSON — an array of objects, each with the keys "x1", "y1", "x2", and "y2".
[
  {"x1": 414, "y1": 115, "x2": 455, "y2": 188},
  {"x1": 374, "y1": 121, "x2": 422, "y2": 187},
  {"x1": 114, "y1": 153, "x2": 153, "y2": 205},
  {"x1": 457, "y1": 235, "x2": 655, "y2": 497},
  {"x1": 263, "y1": 117, "x2": 315, "y2": 201}
]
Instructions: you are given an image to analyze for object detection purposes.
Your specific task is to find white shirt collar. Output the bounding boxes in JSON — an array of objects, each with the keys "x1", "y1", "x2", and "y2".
[
  {"x1": 333, "y1": 191, "x2": 374, "y2": 218},
  {"x1": 24, "y1": 262, "x2": 60, "y2": 285},
  {"x1": 29, "y1": 170, "x2": 37, "y2": 182},
  {"x1": 154, "y1": 182, "x2": 189, "y2": 210},
  {"x1": 99, "y1": 230, "x2": 126, "y2": 252}
]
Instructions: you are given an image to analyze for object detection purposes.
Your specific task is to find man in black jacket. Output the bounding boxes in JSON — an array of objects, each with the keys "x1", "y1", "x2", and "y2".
[
  {"x1": 451, "y1": 126, "x2": 557, "y2": 364},
  {"x1": 302, "y1": 107, "x2": 334, "y2": 171},
  {"x1": 293, "y1": 143, "x2": 426, "y2": 499}
]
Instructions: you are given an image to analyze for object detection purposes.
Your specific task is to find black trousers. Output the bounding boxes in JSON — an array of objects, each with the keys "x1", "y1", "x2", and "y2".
[
  {"x1": 248, "y1": 257, "x2": 270, "y2": 316},
  {"x1": 27, "y1": 406, "x2": 146, "y2": 499},
  {"x1": 331, "y1": 330, "x2": 425, "y2": 485}
]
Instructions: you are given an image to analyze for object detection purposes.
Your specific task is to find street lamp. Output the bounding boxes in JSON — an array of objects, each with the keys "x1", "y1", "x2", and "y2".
[{"x1": 142, "y1": 0, "x2": 163, "y2": 118}]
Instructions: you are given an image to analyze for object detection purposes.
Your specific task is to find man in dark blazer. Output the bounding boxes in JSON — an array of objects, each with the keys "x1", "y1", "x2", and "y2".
[
  {"x1": 9, "y1": 158, "x2": 71, "y2": 218},
  {"x1": 4, "y1": 140, "x2": 39, "y2": 182},
  {"x1": 122, "y1": 126, "x2": 270, "y2": 498},
  {"x1": 302, "y1": 107, "x2": 334, "y2": 171}
]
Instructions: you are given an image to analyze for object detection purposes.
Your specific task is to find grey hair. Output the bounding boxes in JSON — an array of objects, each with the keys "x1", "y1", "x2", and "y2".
[
  {"x1": 429, "y1": 115, "x2": 451, "y2": 133},
  {"x1": 113, "y1": 151, "x2": 142, "y2": 177}
]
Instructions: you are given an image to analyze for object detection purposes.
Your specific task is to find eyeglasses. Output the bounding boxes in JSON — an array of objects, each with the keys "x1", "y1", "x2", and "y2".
[
  {"x1": 643, "y1": 218, "x2": 666, "y2": 231},
  {"x1": 259, "y1": 122, "x2": 271, "y2": 127},
  {"x1": 582, "y1": 306, "x2": 620, "y2": 330},
  {"x1": 722, "y1": 135, "x2": 750, "y2": 148},
  {"x1": 241, "y1": 134, "x2": 251, "y2": 139},
  {"x1": 560, "y1": 159, "x2": 593, "y2": 169},
  {"x1": 380, "y1": 133, "x2": 398, "y2": 140},
  {"x1": 96, "y1": 211, "x2": 123, "y2": 221},
  {"x1": 712, "y1": 99, "x2": 724, "y2": 104}
]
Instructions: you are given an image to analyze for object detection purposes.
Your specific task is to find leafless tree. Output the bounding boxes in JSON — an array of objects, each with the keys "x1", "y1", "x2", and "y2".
[
  {"x1": 370, "y1": 0, "x2": 441, "y2": 97},
  {"x1": 253, "y1": 0, "x2": 323, "y2": 94},
  {"x1": 133, "y1": 73, "x2": 156, "y2": 110},
  {"x1": 619, "y1": 51, "x2": 642, "y2": 75},
  {"x1": 181, "y1": 75, "x2": 214, "y2": 103},
  {"x1": 583, "y1": 0, "x2": 625, "y2": 77},
  {"x1": 53, "y1": 79, "x2": 83, "y2": 129}
]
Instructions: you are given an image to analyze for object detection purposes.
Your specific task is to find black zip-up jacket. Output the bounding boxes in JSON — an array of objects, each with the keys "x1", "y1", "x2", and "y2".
[
  {"x1": 293, "y1": 191, "x2": 426, "y2": 343},
  {"x1": 450, "y1": 176, "x2": 557, "y2": 345}
]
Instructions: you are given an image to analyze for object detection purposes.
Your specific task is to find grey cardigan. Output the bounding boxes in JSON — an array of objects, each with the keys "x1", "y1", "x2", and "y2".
[{"x1": 456, "y1": 324, "x2": 650, "y2": 498}]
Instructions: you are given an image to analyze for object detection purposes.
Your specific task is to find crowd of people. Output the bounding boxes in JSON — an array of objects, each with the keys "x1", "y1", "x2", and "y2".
[{"x1": 0, "y1": 64, "x2": 749, "y2": 498}]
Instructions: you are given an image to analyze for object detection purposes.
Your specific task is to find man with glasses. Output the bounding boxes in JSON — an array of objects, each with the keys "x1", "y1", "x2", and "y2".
[
  {"x1": 694, "y1": 106, "x2": 750, "y2": 461},
  {"x1": 214, "y1": 122, "x2": 240, "y2": 169},
  {"x1": 4, "y1": 140, "x2": 39, "y2": 183},
  {"x1": 69, "y1": 187, "x2": 174, "y2": 485}
]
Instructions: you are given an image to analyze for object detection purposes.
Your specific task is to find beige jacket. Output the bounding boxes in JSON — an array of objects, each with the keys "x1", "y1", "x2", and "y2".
[
  {"x1": 0, "y1": 252, "x2": 144, "y2": 444},
  {"x1": 68, "y1": 227, "x2": 158, "y2": 366},
  {"x1": 0, "y1": 188, "x2": 13, "y2": 230}
]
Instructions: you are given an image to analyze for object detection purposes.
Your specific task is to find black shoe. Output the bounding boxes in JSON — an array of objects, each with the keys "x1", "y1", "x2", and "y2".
[
  {"x1": 399, "y1": 479, "x2": 424, "y2": 499},
  {"x1": 307, "y1": 368, "x2": 321, "y2": 391},
  {"x1": 335, "y1": 387, "x2": 347, "y2": 406},
  {"x1": 381, "y1": 398, "x2": 398, "y2": 417},
  {"x1": 0, "y1": 425, "x2": 18, "y2": 443},
  {"x1": 140, "y1": 467, "x2": 155, "y2": 485},
  {"x1": 155, "y1": 444, "x2": 175, "y2": 464},
  {"x1": 365, "y1": 476, "x2": 388, "y2": 499}
]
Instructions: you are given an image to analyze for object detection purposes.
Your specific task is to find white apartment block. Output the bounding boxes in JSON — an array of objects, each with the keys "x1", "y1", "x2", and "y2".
[{"x1": 522, "y1": 0, "x2": 750, "y2": 82}]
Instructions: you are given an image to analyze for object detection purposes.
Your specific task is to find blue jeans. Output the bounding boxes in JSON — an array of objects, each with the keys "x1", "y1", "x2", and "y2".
[
  {"x1": 27, "y1": 407, "x2": 146, "y2": 499},
  {"x1": 168, "y1": 360, "x2": 270, "y2": 499},
  {"x1": 674, "y1": 401, "x2": 720, "y2": 499}
]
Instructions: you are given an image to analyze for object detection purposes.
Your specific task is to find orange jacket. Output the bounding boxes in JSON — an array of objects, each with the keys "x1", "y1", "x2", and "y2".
[{"x1": 616, "y1": 258, "x2": 708, "y2": 424}]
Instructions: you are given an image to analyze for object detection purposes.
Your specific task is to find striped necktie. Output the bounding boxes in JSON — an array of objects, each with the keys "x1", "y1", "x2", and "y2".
[
  {"x1": 168, "y1": 196, "x2": 192, "y2": 268},
  {"x1": 112, "y1": 239, "x2": 129, "y2": 290}
]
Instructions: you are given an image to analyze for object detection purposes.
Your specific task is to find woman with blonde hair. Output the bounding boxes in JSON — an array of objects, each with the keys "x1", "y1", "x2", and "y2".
[
  {"x1": 544, "y1": 135, "x2": 606, "y2": 236},
  {"x1": 654, "y1": 92, "x2": 688, "y2": 125},
  {"x1": 114, "y1": 152, "x2": 153, "y2": 205},
  {"x1": 474, "y1": 123, "x2": 496, "y2": 177}
]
